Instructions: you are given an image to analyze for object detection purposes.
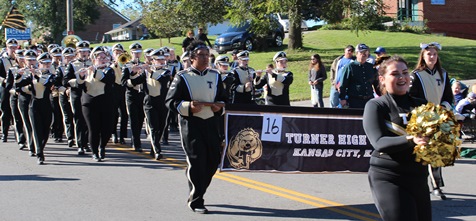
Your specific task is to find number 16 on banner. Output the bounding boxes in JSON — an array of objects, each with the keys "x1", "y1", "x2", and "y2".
[{"x1": 261, "y1": 114, "x2": 283, "y2": 142}]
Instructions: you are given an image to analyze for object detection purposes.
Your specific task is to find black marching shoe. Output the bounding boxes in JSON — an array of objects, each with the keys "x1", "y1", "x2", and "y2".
[
  {"x1": 67, "y1": 139, "x2": 75, "y2": 147},
  {"x1": 84, "y1": 146, "x2": 92, "y2": 153},
  {"x1": 134, "y1": 147, "x2": 143, "y2": 152},
  {"x1": 432, "y1": 188, "x2": 447, "y2": 200},
  {"x1": 119, "y1": 138, "x2": 126, "y2": 144},
  {"x1": 37, "y1": 155, "x2": 45, "y2": 165},
  {"x1": 77, "y1": 147, "x2": 85, "y2": 155},
  {"x1": 92, "y1": 154, "x2": 101, "y2": 162},
  {"x1": 161, "y1": 140, "x2": 169, "y2": 145},
  {"x1": 19, "y1": 143, "x2": 26, "y2": 150},
  {"x1": 193, "y1": 207, "x2": 208, "y2": 214},
  {"x1": 99, "y1": 147, "x2": 106, "y2": 159},
  {"x1": 155, "y1": 153, "x2": 163, "y2": 161},
  {"x1": 29, "y1": 151, "x2": 36, "y2": 157},
  {"x1": 112, "y1": 134, "x2": 118, "y2": 144}
]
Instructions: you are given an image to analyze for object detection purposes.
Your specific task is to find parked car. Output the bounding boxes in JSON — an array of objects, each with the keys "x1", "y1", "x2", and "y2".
[
  {"x1": 276, "y1": 13, "x2": 308, "y2": 32},
  {"x1": 213, "y1": 21, "x2": 285, "y2": 54}
]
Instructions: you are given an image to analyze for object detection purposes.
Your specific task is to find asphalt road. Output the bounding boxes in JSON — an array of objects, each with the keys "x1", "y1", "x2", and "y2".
[{"x1": 1, "y1": 124, "x2": 476, "y2": 221}]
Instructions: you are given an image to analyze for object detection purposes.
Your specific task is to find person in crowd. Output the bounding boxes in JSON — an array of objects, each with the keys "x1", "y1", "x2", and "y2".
[
  {"x1": 64, "y1": 40, "x2": 92, "y2": 155},
  {"x1": 451, "y1": 80, "x2": 467, "y2": 106},
  {"x1": 195, "y1": 27, "x2": 213, "y2": 48},
  {"x1": 374, "y1": 47, "x2": 387, "y2": 58},
  {"x1": 5, "y1": 49, "x2": 26, "y2": 150},
  {"x1": 409, "y1": 42, "x2": 453, "y2": 200},
  {"x1": 181, "y1": 51, "x2": 191, "y2": 69},
  {"x1": 78, "y1": 46, "x2": 115, "y2": 161},
  {"x1": 55, "y1": 47, "x2": 76, "y2": 147},
  {"x1": 110, "y1": 43, "x2": 128, "y2": 145},
  {"x1": 363, "y1": 55, "x2": 431, "y2": 221},
  {"x1": 21, "y1": 52, "x2": 56, "y2": 164},
  {"x1": 215, "y1": 55, "x2": 234, "y2": 102},
  {"x1": 208, "y1": 54, "x2": 216, "y2": 69},
  {"x1": 143, "y1": 48, "x2": 154, "y2": 65},
  {"x1": 456, "y1": 92, "x2": 476, "y2": 116},
  {"x1": 166, "y1": 40, "x2": 226, "y2": 214},
  {"x1": 121, "y1": 42, "x2": 147, "y2": 152},
  {"x1": 254, "y1": 51, "x2": 294, "y2": 106},
  {"x1": 0, "y1": 38, "x2": 19, "y2": 142},
  {"x1": 230, "y1": 49, "x2": 239, "y2": 69},
  {"x1": 182, "y1": 30, "x2": 195, "y2": 53},
  {"x1": 231, "y1": 50, "x2": 256, "y2": 104},
  {"x1": 339, "y1": 43, "x2": 378, "y2": 109},
  {"x1": 15, "y1": 49, "x2": 38, "y2": 157},
  {"x1": 143, "y1": 49, "x2": 170, "y2": 160},
  {"x1": 49, "y1": 47, "x2": 64, "y2": 143},
  {"x1": 308, "y1": 53, "x2": 327, "y2": 108},
  {"x1": 329, "y1": 45, "x2": 354, "y2": 108}
]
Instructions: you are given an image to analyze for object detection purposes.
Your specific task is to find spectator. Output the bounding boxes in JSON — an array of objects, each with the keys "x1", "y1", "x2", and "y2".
[
  {"x1": 308, "y1": 54, "x2": 327, "y2": 108},
  {"x1": 456, "y1": 92, "x2": 476, "y2": 115},
  {"x1": 230, "y1": 49, "x2": 239, "y2": 69},
  {"x1": 374, "y1": 47, "x2": 387, "y2": 58},
  {"x1": 329, "y1": 45, "x2": 354, "y2": 108},
  {"x1": 339, "y1": 43, "x2": 378, "y2": 109},
  {"x1": 195, "y1": 28, "x2": 212, "y2": 48},
  {"x1": 451, "y1": 80, "x2": 467, "y2": 106},
  {"x1": 182, "y1": 30, "x2": 195, "y2": 53}
]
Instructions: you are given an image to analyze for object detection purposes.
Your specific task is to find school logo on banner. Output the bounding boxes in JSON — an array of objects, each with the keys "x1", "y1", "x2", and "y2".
[{"x1": 227, "y1": 128, "x2": 263, "y2": 169}]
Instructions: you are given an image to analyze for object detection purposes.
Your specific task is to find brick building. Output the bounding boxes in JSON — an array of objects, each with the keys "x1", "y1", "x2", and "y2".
[
  {"x1": 383, "y1": 0, "x2": 476, "y2": 40},
  {"x1": 74, "y1": 4, "x2": 129, "y2": 43}
]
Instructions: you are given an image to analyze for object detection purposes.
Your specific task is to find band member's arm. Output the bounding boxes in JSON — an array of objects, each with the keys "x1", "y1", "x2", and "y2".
[
  {"x1": 277, "y1": 71, "x2": 293, "y2": 85},
  {"x1": 166, "y1": 74, "x2": 192, "y2": 117},
  {"x1": 99, "y1": 68, "x2": 116, "y2": 85}
]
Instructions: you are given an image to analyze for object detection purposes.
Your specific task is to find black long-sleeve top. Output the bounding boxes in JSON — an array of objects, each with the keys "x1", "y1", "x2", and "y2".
[
  {"x1": 308, "y1": 66, "x2": 327, "y2": 87},
  {"x1": 363, "y1": 93, "x2": 428, "y2": 174},
  {"x1": 121, "y1": 61, "x2": 146, "y2": 92}
]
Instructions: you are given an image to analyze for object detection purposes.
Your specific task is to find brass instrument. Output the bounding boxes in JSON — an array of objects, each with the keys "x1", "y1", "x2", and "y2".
[
  {"x1": 61, "y1": 35, "x2": 82, "y2": 48},
  {"x1": 118, "y1": 51, "x2": 132, "y2": 66}
]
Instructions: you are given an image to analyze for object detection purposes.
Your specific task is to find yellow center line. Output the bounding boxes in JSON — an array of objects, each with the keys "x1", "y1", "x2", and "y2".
[{"x1": 110, "y1": 143, "x2": 380, "y2": 220}]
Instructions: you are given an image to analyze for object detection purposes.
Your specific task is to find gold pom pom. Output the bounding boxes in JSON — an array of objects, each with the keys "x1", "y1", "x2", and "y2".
[{"x1": 406, "y1": 102, "x2": 461, "y2": 167}]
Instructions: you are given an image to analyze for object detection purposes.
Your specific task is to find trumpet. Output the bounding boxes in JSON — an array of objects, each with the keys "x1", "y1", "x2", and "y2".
[{"x1": 117, "y1": 51, "x2": 132, "y2": 66}]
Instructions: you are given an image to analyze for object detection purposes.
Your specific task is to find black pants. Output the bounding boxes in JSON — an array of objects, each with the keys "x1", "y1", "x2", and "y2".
[
  {"x1": 126, "y1": 90, "x2": 144, "y2": 149},
  {"x1": 162, "y1": 110, "x2": 178, "y2": 142},
  {"x1": 0, "y1": 88, "x2": 12, "y2": 140},
  {"x1": 82, "y1": 93, "x2": 113, "y2": 155},
  {"x1": 144, "y1": 95, "x2": 167, "y2": 154},
  {"x1": 59, "y1": 94, "x2": 74, "y2": 141},
  {"x1": 10, "y1": 94, "x2": 26, "y2": 145},
  {"x1": 368, "y1": 166, "x2": 431, "y2": 221},
  {"x1": 29, "y1": 98, "x2": 52, "y2": 157},
  {"x1": 70, "y1": 90, "x2": 88, "y2": 148},
  {"x1": 18, "y1": 94, "x2": 34, "y2": 153},
  {"x1": 180, "y1": 116, "x2": 221, "y2": 210},
  {"x1": 429, "y1": 166, "x2": 444, "y2": 189},
  {"x1": 111, "y1": 84, "x2": 128, "y2": 140},
  {"x1": 50, "y1": 95, "x2": 64, "y2": 139}
]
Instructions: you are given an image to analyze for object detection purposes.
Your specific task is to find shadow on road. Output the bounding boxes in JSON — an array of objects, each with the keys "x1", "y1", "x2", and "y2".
[{"x1": 0, "y1": 175, "x2": 80, "y2": 182}]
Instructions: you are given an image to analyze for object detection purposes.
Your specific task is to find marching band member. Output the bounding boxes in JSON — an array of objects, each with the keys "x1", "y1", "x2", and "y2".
[
  {"x1": 215, "y1": 55, "x2": 234, "y2": 102},
  {"x1": 15, "y1": 50, "x2": 38, "y2": 157},
  {"x1": 181, "y1": 51, "x2": 191, "y2": 69},
  {"x1": 166, "y1": 40, "x2": 226, "y2": 214},
  {"x1": 78, "y1": 46, "x2": 115, "y2": 161},
  {"x1": 121, "y1": 42, "x2": 146, "y2": 152},
  {"x1": 55, "y1": 47, "x2": 76, "y2": 147},
  {"x1": 143, "y1": 49, "x2": 171, "y2": 160},
  {"x1": 49, "y1": 47, "x2": 65, "y2": 142},
  {"x1": 20, "y1": 52, "x2": 56, "y2": 164},
  {"x1": 143, "y1": 48, "x2": 154, "y2": 65},
  {"x1": 162, "y1": 46, "x2": 179, "y2": 145},
  {"x1": 231, "y1": 50, "x2": 256, "y2": 104},
  {"x1": 64, "y1": 41, "x2": 92, "y2": 155},
  {"x1": 0, "y1": 38, "x2": 19, "y2": 142},
  {"x1": 6, "y1": 49, "x2": 26, "y2": 149},
  {"x1": 110, "y1": 43, "x2": 128, "y2": 144},
  {"x1": 254, "y1": 51, "x2": 294, "y2": 106}
]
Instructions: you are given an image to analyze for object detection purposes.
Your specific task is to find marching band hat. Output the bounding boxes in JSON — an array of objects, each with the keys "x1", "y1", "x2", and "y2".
[
  {"x1": 62, "y1": 47, "x2": 75, "y2": 56},
  {"x1": 6, "y1": 38, "x2": 18, "y2": 47},
  {"x1": 150, "y1": 49, "x2": 166, "y2": 60},
  {"x1": 232, "y1": 49, "x2": 239, "y2": 55},
  {"x1": 215, "y1": 55, "x2": 229, "y2": 66},
  {"x1": 76, "y1": 41, "x2": 91, "y2": 52},
  {"x1": 181, "y1": 51, "x2": 190, "y2": 62},
  {"x1": 37, "y1": 52, "x2": 52, "y2": 63},
  {"x1": 50, "y1": 47, "x2": 63, "y2": 57},
  {"x1": 36, "y1": 44, "x2": 46, "y2": 52},
  {"x1": 237, "y1": 50, "x2": 249, "y2": 60},
  {"x1": 160, "y1": 47, "x2": 170, "y2": 56},
  {"x1": 23, "y1": 49, "x2": 38, "y2": 60},
  {"x1": 144, "y1": 48, "x2": 154, "y2": 56},
  {"x1": 90, "y1": 46, "x2": 106, "y2": 59},
  {"x1": 129, "y1": 42, "x2": 142, "y2": 52},
  {"x1": 273, "y1": 51, "x2": 287, "y2": 62},
  {"x1": 356, "y1": 43, "x2": 369, "y2": 52},
  {"x1": 15, "y1": 49, "x2": 25, "y2": 58},
  {"x1": 47, "y1": 44, "x2": 60, "y2": 52},
  {"x1": 112, "y1": 43, "x2": 124, "y2": 52}
]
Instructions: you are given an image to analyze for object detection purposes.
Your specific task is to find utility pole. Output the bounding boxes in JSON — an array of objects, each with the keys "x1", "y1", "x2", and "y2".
[{"x1": 66, "y1": 0, "x2": 74, "y2": 34}]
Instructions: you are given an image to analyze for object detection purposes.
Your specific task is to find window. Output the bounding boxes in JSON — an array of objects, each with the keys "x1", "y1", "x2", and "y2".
[
  {"x1": 113, "y1": 24, "x2": 121, "y2": 29},
  {"x1": 431, "y1": 0, "x2": 445, "y2": 5}
]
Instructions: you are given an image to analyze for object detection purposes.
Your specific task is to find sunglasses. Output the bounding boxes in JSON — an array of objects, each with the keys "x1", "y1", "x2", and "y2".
[{"x1": 420, "y1": 42, "x2": 442, "y2": 50}]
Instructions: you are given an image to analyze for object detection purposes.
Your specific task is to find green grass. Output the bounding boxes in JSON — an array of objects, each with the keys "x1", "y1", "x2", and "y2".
[{"x1": 95, "y1": 30, "x2": 476, "y2": 101}]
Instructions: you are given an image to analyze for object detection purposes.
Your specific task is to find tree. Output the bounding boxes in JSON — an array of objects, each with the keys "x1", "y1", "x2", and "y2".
[{"x1": 141, "y1": 0, "x2": 184, "y2": 44}]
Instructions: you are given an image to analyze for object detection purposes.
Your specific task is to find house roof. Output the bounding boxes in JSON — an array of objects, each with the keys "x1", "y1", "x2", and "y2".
[{"x1": 105, "y1": 17, "x2": 142, "y2": 34}]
